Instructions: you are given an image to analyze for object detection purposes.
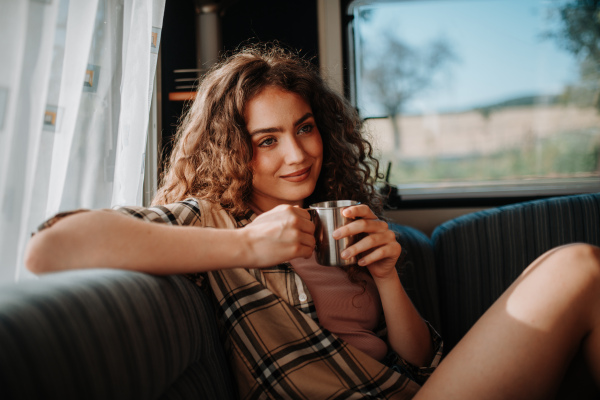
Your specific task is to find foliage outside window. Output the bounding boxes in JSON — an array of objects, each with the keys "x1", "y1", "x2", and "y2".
[{"x1": 350, "y1": 0, "x2": 600, "y2": 198}]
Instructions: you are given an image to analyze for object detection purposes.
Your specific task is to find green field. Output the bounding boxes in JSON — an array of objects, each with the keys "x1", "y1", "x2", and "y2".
[{"x1": 384, "y1": 129, "x2": 600, "y2": 184}]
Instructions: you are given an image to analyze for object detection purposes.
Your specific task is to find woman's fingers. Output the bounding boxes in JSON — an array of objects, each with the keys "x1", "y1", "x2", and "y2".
[
  {"x1": 357, "y1": 240, "x2": 401, "y2": 266},
  {"x1": 340, "y1": 230, "x2": 399, "y2": 260},
  {"x1": 245, "y1": 204, "x2": 316, "y2": 265},
  {"x1": 331, "y1": 205, "x2": 383, "y2": 239},
  {"x1": 341, "y1": 204, "x2": 377, "y2": 219},
  {"x1": 289, "y1": 208, "x2": 316, "y2": 257},
  {"x1": 256, "y1": 204, "x2": 314, "y2": 233},
  {"x1": 327, "y1": 205, "x2": 402, "y2": 275},
  {"x1": 333, "y1": 218, "x2": 388, "y2": 239}
]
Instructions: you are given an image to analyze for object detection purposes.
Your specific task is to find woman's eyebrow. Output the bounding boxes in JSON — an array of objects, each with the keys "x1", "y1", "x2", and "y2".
[
  {"x1": 249, "y1": 112, "x2": 314, "y2": 136},
  {"x1": 294, "y1": 112, "x2": 314, "y2": 127}
]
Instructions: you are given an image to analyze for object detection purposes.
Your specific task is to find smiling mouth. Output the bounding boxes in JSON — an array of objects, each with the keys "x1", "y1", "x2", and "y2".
[{"x1": 281, "y1": 167, "x2": 311, "y2": 182}]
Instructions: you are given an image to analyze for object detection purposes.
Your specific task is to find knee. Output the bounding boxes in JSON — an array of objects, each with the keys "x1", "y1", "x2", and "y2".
[
  {"x1": 509, "y1": 244, "x2": 600, "y2": 328},
  {"x1": 542, "y1": 243, "x2": 600, "y2": 288},
  {"x1": 553, "y1": 243, "x2": 600, "y2": 267}
]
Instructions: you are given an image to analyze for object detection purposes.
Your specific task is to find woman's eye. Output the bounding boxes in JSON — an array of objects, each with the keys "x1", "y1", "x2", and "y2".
[
  {"x1": 258, "y1": 137, "x2": 275, "y2": 147},
  {"x1": 298, "y1": 124, "x2": 313, "y2": 135}
]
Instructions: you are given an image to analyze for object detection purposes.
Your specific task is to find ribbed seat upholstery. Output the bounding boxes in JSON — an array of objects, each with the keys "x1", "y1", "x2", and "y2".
[
  {"x1": 389, "y1": 222, "x2": 441, "y2": 333},
  {"x1": 0, "y1": 269, "x2": 236, "y2": 400},
  {"x1": 2, "y1": 193, "x2": 597, "y2": 397},
  {"x1": 0, "y1": 230, "x2": 439, "y2": 400},
  {"x1": 431, "y1": 193, "x2": 600, "y2": 353}
]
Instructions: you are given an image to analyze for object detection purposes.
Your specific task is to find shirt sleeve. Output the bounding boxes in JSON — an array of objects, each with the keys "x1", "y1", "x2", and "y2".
[
  {"x1": 36, "y1": 198, "x2": 205, "y2": 231},
  {"x1": 381, "y1": 321, "x2": 443, "y2": 386}
]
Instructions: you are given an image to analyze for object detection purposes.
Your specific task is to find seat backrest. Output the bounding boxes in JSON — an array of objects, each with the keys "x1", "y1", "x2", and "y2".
[
  {"x1": 0, "y1": 269, "x2": 236, "y2": 400},
  {"x1": 389, "y1": 222, "x2": 441, "y2": 333},
  {"x1": 431, "y1": 193, "x2": 600, "y2": 353}
]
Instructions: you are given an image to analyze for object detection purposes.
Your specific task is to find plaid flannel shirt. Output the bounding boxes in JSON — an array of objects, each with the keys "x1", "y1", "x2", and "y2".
[{"x1": 39, "y1": 198, "x2": 442, "y2": 399}]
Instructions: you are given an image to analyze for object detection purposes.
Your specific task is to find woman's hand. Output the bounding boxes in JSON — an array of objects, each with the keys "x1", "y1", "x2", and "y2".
[
  {"x1": 332, "y1": 205, "x2": 401, "y2": 280},
  {"x1": 241, "y1": 204, "x2": 316, "y2": 268}
]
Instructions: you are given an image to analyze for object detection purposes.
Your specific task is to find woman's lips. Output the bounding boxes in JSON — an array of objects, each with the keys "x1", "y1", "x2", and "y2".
[{"x1": 280, "y1": 167, "x2": 311, "y2": 182}]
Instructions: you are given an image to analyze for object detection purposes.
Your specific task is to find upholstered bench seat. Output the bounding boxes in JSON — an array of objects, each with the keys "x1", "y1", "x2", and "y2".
[{"x1": 1, "y1": 193, "x2": 598, "y2": 399}]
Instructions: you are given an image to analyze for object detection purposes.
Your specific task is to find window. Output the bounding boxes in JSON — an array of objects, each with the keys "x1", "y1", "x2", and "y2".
[{"x1": 348, "y1": 0, "x2": 600, "y2": 200}]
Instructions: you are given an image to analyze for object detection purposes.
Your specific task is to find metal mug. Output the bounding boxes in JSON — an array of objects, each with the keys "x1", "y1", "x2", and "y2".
[{"x1": 308, "y1": 200, "x2": 361, "y2": 266}]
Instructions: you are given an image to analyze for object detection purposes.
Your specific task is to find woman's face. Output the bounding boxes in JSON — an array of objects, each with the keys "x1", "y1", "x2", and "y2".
[{"x1": 245, "y1": 86, "x2": 323, "y2": 212}]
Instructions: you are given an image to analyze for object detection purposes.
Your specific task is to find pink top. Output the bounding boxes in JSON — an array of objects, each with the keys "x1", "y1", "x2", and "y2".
[{"x1": 289, "y1": 253, "x2": 388, "y2": 361}]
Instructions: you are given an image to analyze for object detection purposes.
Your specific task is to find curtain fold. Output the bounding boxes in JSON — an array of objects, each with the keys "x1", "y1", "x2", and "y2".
[{"x1": 0, "y1": 0, "x2": 165, "y2": 283}]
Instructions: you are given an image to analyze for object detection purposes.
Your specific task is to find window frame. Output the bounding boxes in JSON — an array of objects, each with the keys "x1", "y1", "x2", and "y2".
[{"x1": 342, "y1": 0, "x2": 600, "y2": 207}]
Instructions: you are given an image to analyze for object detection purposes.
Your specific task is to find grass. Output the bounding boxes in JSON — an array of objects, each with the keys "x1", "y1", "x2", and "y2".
[{"x1": 385, "y1": 130, "x2": 600, "y2": 184}]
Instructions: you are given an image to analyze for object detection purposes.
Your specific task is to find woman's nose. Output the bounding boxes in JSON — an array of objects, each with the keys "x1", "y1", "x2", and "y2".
[{"x1": 284, "y1": 136, "x2": 307, "y2": 164}]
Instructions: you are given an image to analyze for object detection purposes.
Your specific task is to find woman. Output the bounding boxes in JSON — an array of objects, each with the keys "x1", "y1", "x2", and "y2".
[{"x1": 25, "y1": 44, "x2": 600, "y2": 399}]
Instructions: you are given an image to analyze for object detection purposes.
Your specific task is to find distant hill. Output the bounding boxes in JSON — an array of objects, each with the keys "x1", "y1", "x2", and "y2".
[
  {"x1": 475, "y1": 94, "x2": 561, "y2": 116},
  {"x1": 364, "y1": 94, "x2": 564, "y2": 119}
]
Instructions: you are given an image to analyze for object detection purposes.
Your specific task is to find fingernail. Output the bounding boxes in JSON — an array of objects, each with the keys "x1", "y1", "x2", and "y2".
[
  {"x1": 332, "y1": 230, "x2": 340, "y2": 239},
  {"x1": 341, "y1": 250, "x2": 349, "y2": 259},
  {"x1": 358, "y1": 259, "x2": 366, "y2": 266}
]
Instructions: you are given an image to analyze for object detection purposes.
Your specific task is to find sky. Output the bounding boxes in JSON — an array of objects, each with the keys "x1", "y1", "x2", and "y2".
[{"x1": 355, "y1": 0, "x2": 579, "y2": 115}]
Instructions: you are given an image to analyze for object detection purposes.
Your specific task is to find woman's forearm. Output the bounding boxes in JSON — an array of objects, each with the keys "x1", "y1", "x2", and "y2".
[
  {"x1": 24, "y1": 210, "x2": 248, "y2": 274},
  {"x1": 374, "y1": 273, "x2": 434, "y2": 367}
]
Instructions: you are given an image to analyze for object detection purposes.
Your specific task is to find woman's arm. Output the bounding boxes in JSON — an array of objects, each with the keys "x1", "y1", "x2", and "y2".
[
  {"x1": 334, "y1": 205, "x2": 434, "y2": 366},
  {"x1": 25, "y1": 205, "x2": 315, "y2": 274},
  {"x1": 372, "y1": 270, "x2": 434, "y2": 367}
]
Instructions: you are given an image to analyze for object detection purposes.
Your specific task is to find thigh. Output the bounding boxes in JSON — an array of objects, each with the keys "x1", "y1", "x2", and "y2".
[{"x1": 414, "y1": 244, "x2": 600, "y2": 400}]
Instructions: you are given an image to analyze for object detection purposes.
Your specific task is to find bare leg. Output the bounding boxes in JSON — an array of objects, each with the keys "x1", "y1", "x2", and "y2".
[{"x1": 414, "y1": 243, "x2": 600, "y2": 400}]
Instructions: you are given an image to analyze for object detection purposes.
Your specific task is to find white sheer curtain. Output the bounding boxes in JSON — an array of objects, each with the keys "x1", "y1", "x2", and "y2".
[{"x1": 0, "y1": 0, "x2": 165, "y2": 283}]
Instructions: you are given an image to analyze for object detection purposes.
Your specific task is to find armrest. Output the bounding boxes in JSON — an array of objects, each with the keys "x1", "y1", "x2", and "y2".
[{"x1": 0, "y1": 269, "x2": 235, "y2": 400}]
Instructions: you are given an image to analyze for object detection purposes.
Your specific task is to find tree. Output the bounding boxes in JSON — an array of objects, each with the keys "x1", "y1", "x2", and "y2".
[
  {"x1": 549, "y1": 0, "x2": 600, "y2": 110},
  {"x1": 553, "y1": 0, "x2": 600, "y2": 61},
  {"x1": 362, "y1": 33, "x2": 456, "y2": 151}
]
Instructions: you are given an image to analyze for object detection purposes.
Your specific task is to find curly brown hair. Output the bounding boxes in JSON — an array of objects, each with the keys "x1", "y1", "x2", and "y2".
[{"x1": 153, "y1": 43, "x2": 383, "y2": 218}]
